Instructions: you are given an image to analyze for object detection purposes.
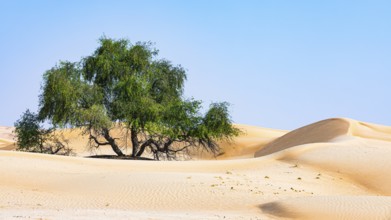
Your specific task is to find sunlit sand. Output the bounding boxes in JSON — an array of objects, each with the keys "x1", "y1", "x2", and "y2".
[{"x1": 1, "y1": 118, "x2": 390, "y2": 219}]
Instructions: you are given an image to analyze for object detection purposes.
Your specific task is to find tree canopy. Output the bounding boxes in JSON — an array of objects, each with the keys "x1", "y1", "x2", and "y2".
[{"x1": 37, "y1": 37, "x2": 239, "y2": 160}]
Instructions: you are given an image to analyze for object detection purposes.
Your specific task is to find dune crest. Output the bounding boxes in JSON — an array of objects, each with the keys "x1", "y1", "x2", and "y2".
[
  {"x1": 0, "y1": 126, "x2": 15, "y2": 142},
  {"x1": 255, "y1": 118, "x2": 391, "y2": 157},
  {"x1": 0, "y1": 126, "x2": 15, "y2": 151},
  {"x1": 1, "y1": 124, "x2": 286, "y2": 159},
  {"x1": 206, "y1": 124, "x2": 287, "y2": 159},
  {"x1": 255, "y1": 118, "x2": 350, "y2": 157},
  {"x1": 348, "y1": 119, "x2": 391, "y2": 142},
  {"x1": 1, "y1": 118, "x2": 391, "y2": 219}
]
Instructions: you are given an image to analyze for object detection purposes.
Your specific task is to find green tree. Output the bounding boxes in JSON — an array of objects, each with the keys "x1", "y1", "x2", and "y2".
[
  {"x1": 14, "y1": 109, "x2": 72, "y2": 155},
  {"x1": 38, "y1": 37, "x2": 239, "y2": 160}
]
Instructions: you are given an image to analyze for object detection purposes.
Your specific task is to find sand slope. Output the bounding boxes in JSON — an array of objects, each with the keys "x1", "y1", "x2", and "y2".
[
  {"x1": 205, "y1": 124, "x2": 287, "y2": 159},
  {"x1": 260, "y1": 196, "x2": 391, "y2": 220},
  {"x1": 255, "y1": 118, "x2": 349, "y2": 157},
  {"x1": 0, "y1": 124, "x2": 286, "y2": 158},
  {"x1": 256, "y1": 118, "x2": 391, "y2": 219},
  {"x1": 1, "y1": 119, "x2": 391, "y2": 219},
  {"x1": 53, "y1": 124, "x2": 287, "y2": 159},
  {"x1": 0, "y1": 126, "x2": 15, "y2": 151},
  {"x1": 0, "y1": 126, "x2": 15, "y2": 142}
]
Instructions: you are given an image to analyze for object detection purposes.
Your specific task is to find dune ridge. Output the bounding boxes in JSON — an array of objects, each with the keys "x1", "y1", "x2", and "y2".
[
  {"x1": 0, "y1": 126, "x2": 15, "y2": 142},
  {"x1": 255, "y1": 118, "x2": 350, "y2": 157},
  {"x1": 0, "y1": 126, "x2": 15, "y2": 151},
  {"x1": 255, "y1": 117, "x2": 391, "y2": 157},
  {"x1": 255, "y1": 118, "x2": 391, "y2": 219},
  {"x1": 1, "y1": 118, "x2": 391, "y2": 219},
  {"x1": 47, "y1": 124, "x2": 287, "y2": 159}
]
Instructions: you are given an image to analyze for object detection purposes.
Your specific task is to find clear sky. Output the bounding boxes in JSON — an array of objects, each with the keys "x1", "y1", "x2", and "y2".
[{"x1": 0, "y1": 0, "x2": 390, "y2": 130}]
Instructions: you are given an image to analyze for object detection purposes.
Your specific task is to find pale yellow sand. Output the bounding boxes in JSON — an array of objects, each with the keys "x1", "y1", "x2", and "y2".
[
  {"x1": 0, "y1": 126, "x2": 15, "y2": 150},
  {"x1": 1, "y1": 119, "x2": 390, "y2": 219},
  {"x1": 55, "y1": 124, "x2": 287, "y2": 159},
  {"x1": 0, "y1": 126, "x2": 15, "y2": 142},
  {"x1": 260, "y1": 196, "x2": 391, "y2": 220},
  {"x1": 256, "y1": 118, "x2": 391, "y2": 219}
]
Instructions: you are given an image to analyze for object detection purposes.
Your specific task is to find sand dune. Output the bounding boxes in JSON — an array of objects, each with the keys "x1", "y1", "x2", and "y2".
[
  {"x1": 0, "y1": 126, "x2": 15, "y2": 151},
  {"x1": 260, "y1": 196, "x2": 391, "y2": 220},
  {"x1": 1, "y1": 118, "x2": 391, "y2": 219},
  {"x1": 256, "y1": 117, "x2": 391, "y2": 157},
  {"x1": 0, "y1": 142, "x2": 15, "y2": 151},
  {"x1": 256, "y1": 118, "x2": 391, "y2": 194},
  {"x1": 255, "y1": 118, "x2": 391, "y2": 219},
  {"x1": 1, "y1": 124, "x2": 285, "y2": 158},
  {"x1": 203, "y1": 124, "x2": 287, "y2": 159},
  {"x1": 54, "y1": 124, "x2": 287, "y2": 159},
  {"x1": 0, "y1": 126, "x2": 15, "y2": 142},
  {"x1": 255, "y1": 118, "x2": 349, "y2": 157}
]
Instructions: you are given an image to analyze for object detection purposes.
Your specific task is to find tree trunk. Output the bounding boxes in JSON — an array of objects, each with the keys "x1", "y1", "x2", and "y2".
[
  {"x1": 103, "y1": 128, "x2": 124, "y2": 156},
  {"x1": 131, "y1": 126, "x2": 139, "y2": 157},
  {"x1": 136, "y1": 139, "x2": 153, "y2": 157},
  {"x1": 164, "y1": 139, "x2": 173, "y2": 153}
]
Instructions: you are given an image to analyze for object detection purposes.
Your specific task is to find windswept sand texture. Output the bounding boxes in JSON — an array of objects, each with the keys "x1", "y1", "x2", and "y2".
[
  {"x1": 56, "y1": 124, "x2": 287, "y2": 159},
  {"x1": 1, "y1": 119, "x2": 391, "y2": 219}
]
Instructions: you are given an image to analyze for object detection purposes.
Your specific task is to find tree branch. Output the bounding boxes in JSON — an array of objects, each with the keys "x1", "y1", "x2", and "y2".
[
  {"x1": 136, "y1": 139, "x2": 156, "y2": 157},
  {"x1": 89, "y1": 134, "x2": 110, "y2": 146}
]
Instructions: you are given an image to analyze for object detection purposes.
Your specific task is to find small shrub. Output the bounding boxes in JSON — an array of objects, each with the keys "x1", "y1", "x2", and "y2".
[{"x1": 14, "y1": 109, "x2": 73, "y2": 156}]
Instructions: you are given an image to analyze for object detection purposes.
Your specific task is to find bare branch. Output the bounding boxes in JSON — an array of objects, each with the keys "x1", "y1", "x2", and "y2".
[{"x1": 89, "y1": 134, "x2": 110, "y2": 146}]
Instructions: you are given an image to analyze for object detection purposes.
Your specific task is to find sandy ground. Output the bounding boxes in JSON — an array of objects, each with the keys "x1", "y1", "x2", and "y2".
[{"x1": 0, "y1": 119, "x2": 391, "y2": 219}]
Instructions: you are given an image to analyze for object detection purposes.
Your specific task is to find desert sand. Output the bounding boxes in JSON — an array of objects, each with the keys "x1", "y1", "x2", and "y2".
[{"x1": 0, "y1": 118, "x2": 391, "y2": 219}]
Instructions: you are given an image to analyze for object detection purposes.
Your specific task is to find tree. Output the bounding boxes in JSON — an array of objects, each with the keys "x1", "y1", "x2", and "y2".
[
  {"x1": 14, "y1": 109, "x2": 72, "y2": 155},
  {"x1": 38, "y1": 37, "x2": 239, "y2": 160}
]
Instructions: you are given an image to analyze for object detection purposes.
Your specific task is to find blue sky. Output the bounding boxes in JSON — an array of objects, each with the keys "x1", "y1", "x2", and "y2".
[{"x1": 0, "y1": 0, "x2": 390, "y2": 129}]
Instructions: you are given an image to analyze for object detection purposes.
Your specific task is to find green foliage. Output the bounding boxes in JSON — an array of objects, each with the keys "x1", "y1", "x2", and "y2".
[
  {"x1": 37, "y1": 36, "x2": 240, "y2": 159},
  {"x1": 14, "y1": 109, "x2": 43, "y2": 151},
  {"x1": 203, "y1": 102, "x2": 240, "y2": 139},
  {"x1": 38, "y1": 61, "x2": 83, "y2": 126},
  {"x1": 14, "y1": 110, "x2": 72, "y2": 155}
]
